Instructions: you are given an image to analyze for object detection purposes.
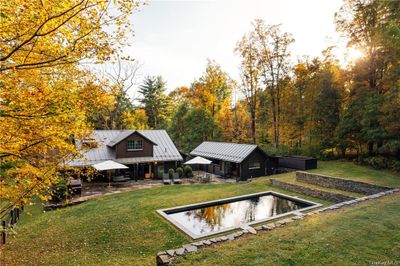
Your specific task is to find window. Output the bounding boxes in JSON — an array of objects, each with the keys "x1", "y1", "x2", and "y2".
[
  {"x1": 127, "y1": 140, "x2": 143, "y2": 151},
  {"x1": 248, "y1": 161, "x2": 261, "y2": 170}
]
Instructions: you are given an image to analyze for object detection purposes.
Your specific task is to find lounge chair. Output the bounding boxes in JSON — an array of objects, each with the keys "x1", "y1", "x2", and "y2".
[
  {"x1": 163, "y1": 173, "x2": 171, "y2": 185},
  {"x1": 172, "y1": 173, "x2": 182, "y2": 184}
]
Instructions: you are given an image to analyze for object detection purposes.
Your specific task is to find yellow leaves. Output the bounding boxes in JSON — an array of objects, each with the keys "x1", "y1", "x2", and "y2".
[
  {"x1": 0, "y1": 0, "x2": 141, "y2": 209},
  {"x1": 0, "y1": 66, "x2": 111, "y2": 208},
  {"x1": 0, "y1": 0, "x2": 140, "y2": 72},
  {"x1": 124, "y1": 109, "x2": 150, "y2": 130}
]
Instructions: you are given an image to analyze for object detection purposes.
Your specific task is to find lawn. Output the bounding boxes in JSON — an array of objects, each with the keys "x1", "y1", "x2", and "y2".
[
  {"x1": 177, "y1": 193, "x2": 400, "y2": 266},
  {"x1": 0, "y1": 161, "x2": 399, "y2": 266}
]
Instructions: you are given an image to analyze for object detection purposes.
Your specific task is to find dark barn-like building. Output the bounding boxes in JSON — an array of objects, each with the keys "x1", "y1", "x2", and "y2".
[
  {"x1": 190, "y1": 141, "x2": 277, "y2": 181},
  {"x1": 69, "y1": 130, "x2": 183, "y2": 180}
]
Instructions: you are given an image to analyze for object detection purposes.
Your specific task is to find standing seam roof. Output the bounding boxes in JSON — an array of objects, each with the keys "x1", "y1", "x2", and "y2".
[
  {"x1": 190, "y1": 141, "x2": 259, "y2": 163},
  {"x1": 68, "y1": 130, "x2": 182, "y2": 166}
]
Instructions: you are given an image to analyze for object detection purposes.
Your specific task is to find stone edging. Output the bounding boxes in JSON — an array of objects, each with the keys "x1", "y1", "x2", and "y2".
[
  {"x1": 270, "y1": 179, "x2": 355, "y2": 203},
  {"x1": 155, "y1": 188, "x2": 399, "y2": 266},
  {"x1": 296, "y1": 171, "x2": 391, "y2": 195}
]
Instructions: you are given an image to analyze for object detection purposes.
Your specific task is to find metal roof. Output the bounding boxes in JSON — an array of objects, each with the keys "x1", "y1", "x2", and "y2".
[
  {"x1": 107, "y1": 130, "x2": 157, "y2": 147},
  {"x1": 68, "y1": 130, "x2": 182, "y2": 166},
  {"x1": 190, "y1": 141, "x2": 259, "y2": 163}
]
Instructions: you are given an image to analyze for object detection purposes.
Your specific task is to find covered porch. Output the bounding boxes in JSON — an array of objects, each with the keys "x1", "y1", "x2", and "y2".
[{"x1": 92, "y1": 159, "x2": 178, "y2": 182}]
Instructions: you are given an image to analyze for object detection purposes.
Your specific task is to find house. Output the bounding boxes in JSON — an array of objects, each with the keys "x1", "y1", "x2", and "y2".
[
  {"x1": 190, "y1": 141, "x2": 276, "y2": 181},
  {"x1": 69, "y1": 130, "x2": 183, "y2": 180}
]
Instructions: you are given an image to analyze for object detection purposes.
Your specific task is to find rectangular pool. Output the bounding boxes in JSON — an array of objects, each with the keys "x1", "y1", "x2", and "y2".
[{"x1": 157, "y1": 191, "x2": 321, "y2": 239}]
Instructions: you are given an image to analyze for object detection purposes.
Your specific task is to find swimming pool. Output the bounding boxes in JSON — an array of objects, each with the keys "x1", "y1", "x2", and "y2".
[{"x1": 157, "y1": 191, "x2": 321, "y2": 239}]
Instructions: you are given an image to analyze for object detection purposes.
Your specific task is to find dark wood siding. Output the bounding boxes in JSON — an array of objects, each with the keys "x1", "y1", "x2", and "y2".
[
  {"x1": 115, "y1": 133, "x2": 154, "y2": 158},
  {"x1": 240, "y1": 148, "x2": 269, "y2": 181}
]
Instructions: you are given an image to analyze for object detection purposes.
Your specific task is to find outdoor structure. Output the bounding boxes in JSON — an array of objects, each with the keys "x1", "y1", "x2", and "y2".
[
  {"x1": 69, "y1": 130, "x2": 183, "y2": 180},
  {"x1": 274, "y1": 156, "x2": 317, "y2": 170},
  {"x1": 190, "y1": 141, "x2": 276, "y2": 181}
]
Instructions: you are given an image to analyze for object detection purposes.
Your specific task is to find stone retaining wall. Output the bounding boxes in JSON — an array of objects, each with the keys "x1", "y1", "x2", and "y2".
[
  {"x1": 155, "y1": 188, "x2": 399, "y2": 265},
  {"x1": 296, "y1": 171, "x2": 391, "y2": 195},
  {"x1": 270, "y1": 179, "x2": 355, "y2": 203}
]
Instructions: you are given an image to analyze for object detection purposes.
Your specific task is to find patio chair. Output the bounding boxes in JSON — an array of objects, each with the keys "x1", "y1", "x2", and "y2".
[
  {"x1": 172, "y1": 173, "x2": 182, "y2": 184},
  {"x1": 163, "y1": 173, "x2": 171, "y2": 185}
]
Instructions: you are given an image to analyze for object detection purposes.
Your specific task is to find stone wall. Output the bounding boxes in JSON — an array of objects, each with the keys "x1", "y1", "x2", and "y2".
[
  {"x1": 270, "y1": 179, "x2": 355, "y2": 203},
  {"x1": 296, "y1": 171, "x2": 391, "y2": 195}
]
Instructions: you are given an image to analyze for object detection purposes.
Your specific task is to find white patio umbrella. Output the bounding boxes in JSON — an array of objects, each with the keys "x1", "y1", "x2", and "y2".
[
  {"x1": 184, "y1": 156, "x2": 212, "y2": 180},
  {"x1": 92, "y1": 160, "x2": 128, "y2": 171},
  {"x1": 92, "y1": 160, "x2": 128, "y2": 186},
  {"x1": 184, "y1": 156, "x2": 212, "y2": 165}
]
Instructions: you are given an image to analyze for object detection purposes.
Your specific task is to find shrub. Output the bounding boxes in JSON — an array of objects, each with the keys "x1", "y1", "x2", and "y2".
[
  {"x1": 361, "y1": 155, "x2": 388, "y2": 169},
  {"x1": 157, "y1": 170, "x2": 163, "y2": 179},
  {"x1": 168, "y1": 168, "x2": 174, "y2": 178},
  {"x1": 390, "y1": 160, "x2": 400, "y2": 173},
  {"x1": 183, "y1": 165, "x2": 192, "y2": 177},
  {"x1": 51, "y1": 180, "x2": 69, "y2": 202},
  {"x1": 176, "y1": 167, "x2": 184, "y2": 177}
]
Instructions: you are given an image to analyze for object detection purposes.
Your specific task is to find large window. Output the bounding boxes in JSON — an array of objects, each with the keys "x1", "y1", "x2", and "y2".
[
  {"x1": 127, "y1": 140, "x2": 143, "y2": 151},
  {"x1": 248, "y1": 161, "x2": 261, "y2": 170}
]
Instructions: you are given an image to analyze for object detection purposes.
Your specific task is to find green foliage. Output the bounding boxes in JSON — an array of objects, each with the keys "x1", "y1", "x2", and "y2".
[
  {"x1": 169, "y1": 105, "x2": 215, "y2": 152},
  {"x1": 168, "y1": 168, "x2": 174, "y2": 178},
  {"x1": 176, "y1": 167, "x2": 184, "y2": 177},
  {"x1": 138, "y1": 76, "x2": 172, "y2": 129},
  {"x1": 168, "y1": 101, "x2": 190, "y2": 150},
  {"x1": 359, "y1": 155, "x2": 388, "y2": 170},
  {"x1": 50, "y1": 180, "x2": 70, "y2": 202},
  {"x1": 359, "y1": 156, "x2": 400, "y2": 173},
  {"x1": 157, "y1": 170, "x2": 163, "y2": 180},
  {"x1": 183, "y1": 165, "x2": 192, "y2": 177}
]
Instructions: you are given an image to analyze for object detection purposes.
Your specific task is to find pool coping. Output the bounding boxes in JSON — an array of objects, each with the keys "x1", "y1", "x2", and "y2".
[{"x1": 156, "y1": 191, "x2": 322, "y2": 239}]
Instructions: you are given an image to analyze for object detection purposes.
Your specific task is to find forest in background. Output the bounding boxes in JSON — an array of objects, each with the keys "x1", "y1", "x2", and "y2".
[
  {"x1": 90, "y1": 0, "x2": 400, "y2": 172},
  {"x1": 1, "y1": 0, "x2": 399, "y2": 210}
]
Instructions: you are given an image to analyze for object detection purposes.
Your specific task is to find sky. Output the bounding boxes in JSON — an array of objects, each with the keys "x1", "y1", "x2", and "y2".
[{"x1": 123, "y1": 0, "x2": 347, "y2": 93}]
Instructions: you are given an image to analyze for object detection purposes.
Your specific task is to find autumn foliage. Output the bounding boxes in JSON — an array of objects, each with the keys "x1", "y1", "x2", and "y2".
[{"x1": 0, "y1": 0, "x2": 140, "y2": 216}]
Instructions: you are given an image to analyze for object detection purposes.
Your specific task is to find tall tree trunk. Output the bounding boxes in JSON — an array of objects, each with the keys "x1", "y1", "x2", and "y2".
[
  {"x1": 276, "y1": 91, "x2": 281, "y2": 148},
  {"x1": 251, "y1": 111, "x2": 256, "y2": 144},
  {"x1": 271, "y1": 95, "x2": 278, "y2": 148}
]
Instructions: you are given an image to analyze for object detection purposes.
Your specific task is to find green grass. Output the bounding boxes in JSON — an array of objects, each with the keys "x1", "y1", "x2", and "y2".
[
  {"x1": 0, "y1": 161, "x2": 399, "y2": 265},
  {"x1": 312, "y1": 160, "x2": 400, "y2": 187},
  {"x1": 177, "y1": 193, "x2": 400, "y2": 266}
]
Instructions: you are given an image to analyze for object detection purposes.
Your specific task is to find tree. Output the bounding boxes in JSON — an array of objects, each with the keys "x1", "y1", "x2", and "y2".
[
  {"x1": 0, "y1": 0, "x2": 140, "y2": 216},
  {"x1": 184, "y1": 108, "x2": 215, "y2": 151},
  {"x1": 0, "y1": 67, "x2": 113, "y2": 217},
  {"x1": 235, "y1": 33, "x2": 260, "y2": 144},
  {"x1": 169, "y1": 101, "x2": 191, "y2": 150},
  {"x1": 232, "y1": 101, "x2": 252, "y2": 143},
  {"x1": 124, "y1": 109, "x2": 150, "y2": 130},
  {"x1": 335, "y1": 0, "x2": 400, "y2": 155},
  {"x1": 380, "y1": 88, "x2": 400, "y2": 158},
  {"x1": 90, "y1": 59, "x2": 141, "y2": 130},
  {"x1": 188, "y1": 60, "x2": 234, "y2": 138},
  {"x1": 138, "y1": 76, "x2": 171, "y2": 129},
  {"x1": 215, "y1": 100, "x2": 234, "y2": 142},
  {"x1": 0, "y1": 0, "x2": 139, "y2": 72},
  {"x1": 253, "y1": 20, "x2": 294, "y2": 148}
]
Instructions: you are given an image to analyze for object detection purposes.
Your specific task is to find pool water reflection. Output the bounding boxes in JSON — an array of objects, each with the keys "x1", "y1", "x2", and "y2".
[{"x1": 167, "y1": 194, "x2": 310, "y2": 237}]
